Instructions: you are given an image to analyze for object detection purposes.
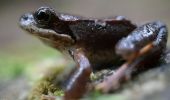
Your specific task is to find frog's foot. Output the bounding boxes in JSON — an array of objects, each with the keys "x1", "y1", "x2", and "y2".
[
  {"x1": 96, "y1": 21, "x2": 168, "y2": 93},
  {"x1": 96, "y1": 43, "x2": 154, "y2": 92}
]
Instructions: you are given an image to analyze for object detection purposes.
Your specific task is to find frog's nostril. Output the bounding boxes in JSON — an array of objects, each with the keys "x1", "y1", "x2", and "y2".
[
  {"x1": 20, "y1": 13, "x2": 33, "y2": 22},
  {"x1": 22, "y1": 15, "x2": 28, "y2": 20},
  {"x1": 23, "y1": 14, "x2": 32, "y2": 20}
]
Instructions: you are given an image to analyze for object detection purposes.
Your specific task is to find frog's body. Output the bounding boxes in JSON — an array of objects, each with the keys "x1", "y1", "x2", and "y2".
[
  {"x1": 19, "y1": 7, "x2": 168, "y2": 100},
  {"x1": 21, "y1": 8, "x2": 136, "y2": 69},
  {"x1": 68, "y1": 19, "x2": 136, "y2": 69}
]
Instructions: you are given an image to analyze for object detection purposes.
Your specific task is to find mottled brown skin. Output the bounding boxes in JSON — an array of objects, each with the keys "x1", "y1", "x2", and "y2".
[{"x1": 19, "y1": 7, "x2": 168, "y2": 99}]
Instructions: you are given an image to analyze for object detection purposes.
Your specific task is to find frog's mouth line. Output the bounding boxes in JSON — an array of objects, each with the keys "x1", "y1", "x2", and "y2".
[
  {"x1": 30, "y1": 26, "x2": 75, "y2": 44},
  {"x1": 26, "y1": 26, "x2": 75, "y2": 46}
]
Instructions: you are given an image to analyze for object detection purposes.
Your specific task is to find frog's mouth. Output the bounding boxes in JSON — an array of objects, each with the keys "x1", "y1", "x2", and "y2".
[{"x1": 19, "y1": 13, "x2": 75, "y2": 46}]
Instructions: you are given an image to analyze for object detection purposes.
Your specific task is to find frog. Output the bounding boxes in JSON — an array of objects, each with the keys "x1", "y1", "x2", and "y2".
[{"x1": 19, "y1": 7, "x2": 168, "y2": 100}]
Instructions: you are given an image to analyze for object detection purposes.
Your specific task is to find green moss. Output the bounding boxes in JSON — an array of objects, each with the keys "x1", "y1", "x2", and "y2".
[
  {"x1": 54, "y1": 90, "x2": 64, "y2": 96},
  {"x1": 28, "y1": 64, "x2": 70, "y2": 100}
]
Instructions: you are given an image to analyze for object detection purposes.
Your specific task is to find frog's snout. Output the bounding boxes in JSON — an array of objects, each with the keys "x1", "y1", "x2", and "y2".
[{"x1": 19, "y1": 13, "x2": 34, "y2": 29}]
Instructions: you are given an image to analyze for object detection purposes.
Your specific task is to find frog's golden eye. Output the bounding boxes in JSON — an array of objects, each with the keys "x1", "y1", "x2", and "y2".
[{"x1": 34, "y1": 8, "x2": 52, "y2": 26}]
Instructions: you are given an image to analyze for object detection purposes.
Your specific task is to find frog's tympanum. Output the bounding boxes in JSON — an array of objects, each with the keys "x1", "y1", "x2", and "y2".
[{"x1": 19, "y1": 7, "x2": 168, "y2": 100}]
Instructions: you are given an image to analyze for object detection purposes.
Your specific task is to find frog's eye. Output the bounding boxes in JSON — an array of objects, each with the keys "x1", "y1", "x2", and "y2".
[{"x1": 34, "y1": 8, "x2": 52, "y2": 26}]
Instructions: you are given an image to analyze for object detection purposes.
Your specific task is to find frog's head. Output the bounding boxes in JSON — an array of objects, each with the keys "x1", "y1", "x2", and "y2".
[{"x1": 19, "y1": 7, "x2": 75, "y2": 51}]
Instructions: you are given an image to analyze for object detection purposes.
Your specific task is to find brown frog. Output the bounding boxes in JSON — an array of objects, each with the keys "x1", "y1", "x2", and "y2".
[{"x1": 19, "y1": 7, "x2": 168, "y2": 100}]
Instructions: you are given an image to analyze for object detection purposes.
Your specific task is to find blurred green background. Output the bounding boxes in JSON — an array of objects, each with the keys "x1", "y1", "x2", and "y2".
[{"x1": 0, "y1": 0, "x2": 170, "y2": 99}]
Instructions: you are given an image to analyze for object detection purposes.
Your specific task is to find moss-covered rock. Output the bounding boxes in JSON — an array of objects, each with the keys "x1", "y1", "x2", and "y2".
[{"x1": 28, "y1": 52, "x2": 170, "y2": 100}]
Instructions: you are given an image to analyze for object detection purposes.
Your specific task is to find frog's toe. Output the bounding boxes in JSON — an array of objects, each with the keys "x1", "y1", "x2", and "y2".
[
  {"x1": 95, "y1": 78, "x2": 120, "y2": 93},
  {"x1": 95, "y1": 63, "x2": 130, "y2": 93}
]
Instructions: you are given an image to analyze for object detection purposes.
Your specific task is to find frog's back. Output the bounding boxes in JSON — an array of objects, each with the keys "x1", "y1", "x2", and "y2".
[
  {"x1": 59, "y1": 15, "x2": 136, "y2": 46},
  {"x1": 68, "y1": 18, "x2": 136, "y2": 50}
]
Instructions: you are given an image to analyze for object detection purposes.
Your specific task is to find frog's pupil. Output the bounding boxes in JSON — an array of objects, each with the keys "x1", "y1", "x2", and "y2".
[{"x1": 37, "y1": 11, "x2": 50, "y2": 22}]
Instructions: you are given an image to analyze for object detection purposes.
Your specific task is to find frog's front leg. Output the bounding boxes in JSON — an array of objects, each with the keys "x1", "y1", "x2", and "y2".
[
  {"x1": 96, "y1": 21, "x2": 168, "y2": 93},
  {"x1": 64, "y1": 49, "x2": 92, "y2": 100}
]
